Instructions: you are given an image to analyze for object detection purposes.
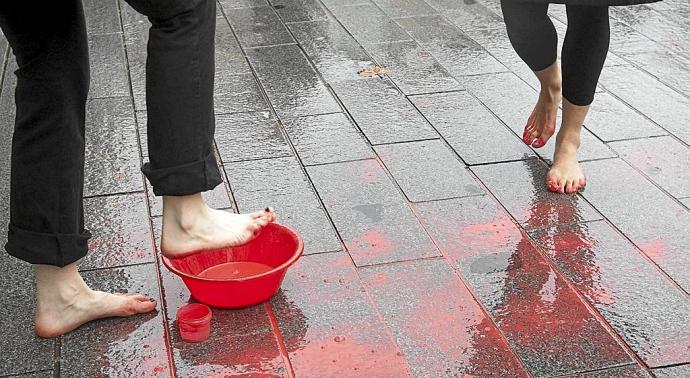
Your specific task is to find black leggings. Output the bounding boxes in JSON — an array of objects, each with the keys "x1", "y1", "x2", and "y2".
[
  {"x1": 500, "y1": 1, "x2": 610, "y2": 106},
  {"x1": 0, "y1": 0, "x2": 222, "y2": 267}
]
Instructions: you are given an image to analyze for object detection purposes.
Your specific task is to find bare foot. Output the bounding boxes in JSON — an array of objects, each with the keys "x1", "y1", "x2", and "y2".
[
  {"x1": 546, "y1": 99, "x2": 588, "y2": 194},
  {"x1": 523, "y1": 62, "x2": 561, "y2": 148},
  {"x1": 34, "y1": 264, "x2": 157, "y2": 338},
  {"x1": 160, "y1": 193, "x2": 277, "y2": 258}
]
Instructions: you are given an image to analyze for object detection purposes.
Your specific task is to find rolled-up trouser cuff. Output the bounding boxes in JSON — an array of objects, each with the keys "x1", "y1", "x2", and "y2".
[
  {"x1": 5, "y1": 224, "x2": 91, "y2": 267},
  {"x1": 141, "y1": 150, "x2": 223, "y2": 196}
]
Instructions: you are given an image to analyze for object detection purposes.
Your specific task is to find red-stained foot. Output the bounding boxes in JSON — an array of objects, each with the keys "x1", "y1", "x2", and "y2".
[
  {"x1": 161, "y1": 193, "x2": 277, "y2": 259},
  {"x1": 34, "y1": 264, "x2": 157, "y2": 338},
  {"x1": 523, "y1": 63, "x2": 561, "y2": 148},
  {"x1": 546, "y1": 132, "x2": 586, "y2": 194}
]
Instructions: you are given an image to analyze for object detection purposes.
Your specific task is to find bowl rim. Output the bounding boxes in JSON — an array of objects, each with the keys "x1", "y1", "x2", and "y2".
[{"x1": 161, "y1": 223, "x2": 304, "y2": 283}]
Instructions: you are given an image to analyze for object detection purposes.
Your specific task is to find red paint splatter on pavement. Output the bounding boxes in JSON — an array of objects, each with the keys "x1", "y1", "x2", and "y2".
[
  {"x1": 350, "y1": 230, "x2": 394, "y2": 256},
  {"x1": 638, "y1": 238, "x2": 667, "y2": 262}
]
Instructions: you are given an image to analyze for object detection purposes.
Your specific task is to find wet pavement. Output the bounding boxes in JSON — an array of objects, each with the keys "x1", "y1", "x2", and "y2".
[{"x1": 1, "y1": 0, "x2": 689, "y2": 376}]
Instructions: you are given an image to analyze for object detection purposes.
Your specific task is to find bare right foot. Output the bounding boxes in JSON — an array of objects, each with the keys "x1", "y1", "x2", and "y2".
[
  {"x1": 34, "y1": 264, "x2": 157, "y2": 338},
  {"x1": 160, "y1": 193, "x2": 277, "y2": 259},
  {"x1": 523, "y1": 62, "x2": 562, "y2": 148}
]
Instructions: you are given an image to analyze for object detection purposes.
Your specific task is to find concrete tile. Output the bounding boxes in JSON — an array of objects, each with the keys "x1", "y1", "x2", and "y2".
[
  {"x1": 283, "y1": 113, "x2": 374, "y2": 165},
  {"x1": 374, "y1": 140, "x2": 484, "y2": 202},
  {"x1": 270, "y1": 0, "x2": 330, "y2": 23},
  {"x1": 215, "y1": 73, "x2": 269, "y2": 114},
  {"x1": 360, "y1": 259, "x2": 528, "y2": 377},
  {"x1": 600, "y1": 65, "x2": 690, "y2": 145},
  {"x1": 410, "y1": 91, "x2": 534, "y2": 164},
  {"x1": 610, "y1": 136, "x2": 690, "y2": 199},
  {"x1": 287, "y1": 20, "x2": 373, "y2": 83},
  {"x1": 620, "y1": 48, "x2": 690, "y2": 98},
  {"x1": 370, "y1": 0, "x2": 438, "y2": 19},
  {"x1": 271, "y1": 252, "x2": 411, "y2": 376},
  {"x1": 320, "y1": 0, "x2": 371, "y2": 7},
  {"x1": 415, "y1": 196, "x2": 632, "y2": 377},
  {"x1": 365, "y1": 40, "x2": 463, "y2": 95},
  {"x1": 225, "y1": 156, "x2": 342, "y2": 255},
  {"x1": 120, "y1": 2, "x2": 149, "y2": 112},
  {"x1": 215, "y1": 111, "x2": 292, "y2": 163},
  {"x1": 531, "y1": 221, "x2": 690, "y2": 367},
  {"x1": 472, "y1": 159, "x2": 602, "y2": 230},
  {"x1": 654, "y1": 364, "x2": 690, "y2": 378},
  {"x1": 307, "y1": 160, "x2": 440, "y2": 266},
  {"x1": 61, "y1": 264, "x2": 171, "y2": 377},
  {"x1": 444, "y1": 3, "x2": 504, "y2": 31},
  {"x1": 83, "y1": 0, "x2": 121, "y2": 35},
  {"x1": 329, "y1": 4, "x2": 412, "y2": 44},
  {"x1": 220, "y1": 0, "x2": 270, "y2": 10},
  {"x1": 226, "y1": 6, "x2": 294, "y2": 48},
  {"x1": 572, "y1": 364, "x2": 651, "y2": 378},
  {"x1": 581, "y1": 158, "x2": 690, "y2": 293},
  {"x1": 585, "y1": 92, "x2": 667, "y2": 142},
  {"x1": 84, "y1": 97, "x2": 143, "y2": 197},
  {"x1": 396, "y1": 16, "x2": 506, "y2": 77},
  {"x1": 81, "y1": 193, "x2": 154, "y2": 270},
  {"x1": 246, "y1": 44, "x2": 341, "y2": 118},
  {"x1": 88, "y1": 33, "x2": 129, "y2": 99},
  {"x1": 331, "y1": 78, "x2": 438, "y2": 144}
]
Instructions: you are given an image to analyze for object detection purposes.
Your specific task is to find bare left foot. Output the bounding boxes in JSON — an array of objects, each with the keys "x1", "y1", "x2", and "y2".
[
  {"x1": 546, "y1": 129, "x2": 586, "y2": 194},
  {"x1": 34, "y1": 264, "x2": 157, "y2": 338}
]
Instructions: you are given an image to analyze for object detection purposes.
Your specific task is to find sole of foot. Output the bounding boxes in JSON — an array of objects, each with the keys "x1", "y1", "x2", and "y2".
[{"x1": 160, "y1": 208, "x2": 278, "y2": 259}]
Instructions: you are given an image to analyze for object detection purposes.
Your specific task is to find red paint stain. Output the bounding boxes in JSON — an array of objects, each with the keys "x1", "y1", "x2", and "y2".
[
  {"x1": 638, "y1": 238, "x2": 667, "y2": 262},
  {"x1": 351, "y1": 230, "x2": 394, "y2": 255}
]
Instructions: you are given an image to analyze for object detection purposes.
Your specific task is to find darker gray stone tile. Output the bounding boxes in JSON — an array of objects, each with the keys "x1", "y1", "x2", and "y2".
[
  {"x1": 81, "y1": 193, "x2": 155, "y2": 270},
  {"x1": 307, "y1": 159, "x2": 440, "y2": 266},
  {"x1": 396, "y1": 16, "x2": 506, "y2": 77},
  {"x1": 246, "y1": 44, "x2": 341, "y2": 118},
  {"x1": 61, "y1": 264, "x2": 171, "y2": 377},
  {"x1": 472, "y1": 159, "x2": 602, "y2": 230},
  {"x1": 619, "y1": 47, "x2": 690, "y2": 98},
  {"x1": 83, "y1": 0, "x2": 121, "y2": 35},
  {"x1": 84, "y1": 97, "x2": 143, "y2": 197},
  {"x1": 375, "y1": 140, "x2": 483, "y2": 202},
  {"x1": 320, "y1": 0, "x2": 371, "y2": 7},
  {"x1": 329, "y1": 4, "x2": 412, "y2": 44},
  {"x1": 531, "y1": 221, "x2": 690, "y2": 368},
  {"x1": 269, "y1": 0, "x2": 330, "y2": 23},
  {"x1": 571, "y1": 365, "x2": 651, "y2": 378},
  {"x1": 283, "y1": 113, "x2": 374, "y2": 165},
  {"x1": 226, "y1": 6, "x2": 294, "y2": 48},
  {"x1": 585, "y1": 92, "x2": 666, "y2": 142},
  {"x1": 225, "y1": 156, "x2": 342, "y2": 255},
  {"x1": 582, "y1": 158, "x2": 690, "y2": 293},
  {"x1": 410, "y1": 91, "x2": 534, "y2": 164},
  {"x1": 120, "y1": 2, "x2": 149, "y2": 111},
  {"x1": 331, "y1": 78, "x2": 437, "y2": 144},
  {"x1": 215, "y1": 111, "x2": 292, "y2": 163},
  {"x1": 215, "y1": 14, "x2": 254, "y2": 75},
  {"x1": 88, "y1": 33, "x2": 130, "y2": 98},
  {"x1": 287, "y1": 20, "x2": 373, "y2": 83},
  {"x1": 600, "y1": 65, "x2": 690, "y2": 144},
  {"x1": 365, "y1": 40, "x2": 462, "y2": 95},
  {"x1": 610, "y1": 136, "x2": 690, "y2": 199}
]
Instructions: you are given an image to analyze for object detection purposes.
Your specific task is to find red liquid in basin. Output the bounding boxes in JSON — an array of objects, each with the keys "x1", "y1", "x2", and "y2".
[
  {"x1": 162, "y1": 223, "x2": 303, "y2": 309},
  {"x1": 198, "y1": 262, "x2": 273, "y2": 279}
]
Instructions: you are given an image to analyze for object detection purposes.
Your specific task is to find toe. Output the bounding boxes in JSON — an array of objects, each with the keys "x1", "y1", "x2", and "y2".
[
  {"x1": 565, "y1": 180, "x2": 575, "y2": 194},
  {"x1": 127, "y1": 296, "x2": 157, "y2": 314}
]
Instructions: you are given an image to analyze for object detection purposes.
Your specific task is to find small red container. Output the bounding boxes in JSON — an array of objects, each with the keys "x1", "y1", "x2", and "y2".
[
  {"x1": 176, "y1": 303, "x2": 212, "y2": 343},
  {"x1": 162, "y1": 223, "x2": 303, "y2": 309}
]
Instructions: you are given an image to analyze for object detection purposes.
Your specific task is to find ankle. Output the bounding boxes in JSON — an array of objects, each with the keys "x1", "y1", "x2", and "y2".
[
  {"x1": 34, "y1": 264, "x2": 91, "y2": 307},
  {"x1": 162, "y1": 193, "x2": 209, "y2": 230}
]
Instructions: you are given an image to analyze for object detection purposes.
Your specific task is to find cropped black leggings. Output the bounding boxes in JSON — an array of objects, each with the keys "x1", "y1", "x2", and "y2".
[{"x1": 500, "y1": 1, "x2": 610, "y2": 106}]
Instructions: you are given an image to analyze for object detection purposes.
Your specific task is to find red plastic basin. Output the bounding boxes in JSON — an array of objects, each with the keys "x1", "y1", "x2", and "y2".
[{"x1": 162, "y1": 223, "x2": 303, "y2": 309}]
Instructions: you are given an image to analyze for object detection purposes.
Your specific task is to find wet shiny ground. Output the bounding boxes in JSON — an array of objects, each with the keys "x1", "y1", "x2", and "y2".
[{"x1": 1, "y1": 0, "x2": 689, "y2": 376}]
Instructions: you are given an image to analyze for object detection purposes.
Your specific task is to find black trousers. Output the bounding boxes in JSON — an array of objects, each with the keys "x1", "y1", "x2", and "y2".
[
  {"x1": 501, "y1": 1, "x2": 610, "y2": 106},
  {"x1": 0, "y1": 0, "x2": 222, "y2": 267}
]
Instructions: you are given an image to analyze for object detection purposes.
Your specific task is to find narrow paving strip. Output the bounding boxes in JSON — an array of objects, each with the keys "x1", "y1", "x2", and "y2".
[{"x1": 1, "y1": 0, "x2": 689, "y2": 376}]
